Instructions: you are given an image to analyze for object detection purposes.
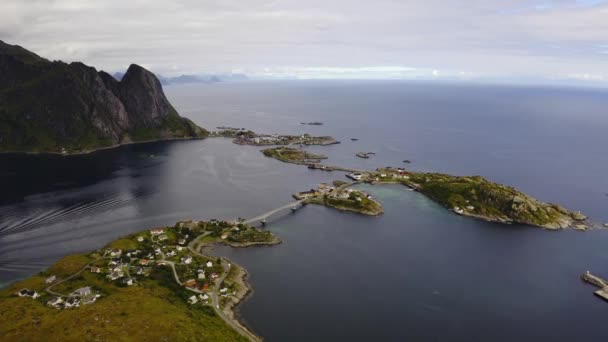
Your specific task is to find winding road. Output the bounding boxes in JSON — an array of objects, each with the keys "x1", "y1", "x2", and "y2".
[{"x1": 45, "y1": 258, "x2": 108, "y2": 297}]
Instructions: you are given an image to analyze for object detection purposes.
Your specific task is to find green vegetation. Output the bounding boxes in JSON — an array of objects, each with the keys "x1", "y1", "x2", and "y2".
[
  {"x1": 0, "y1": 266, "x2": 246, "y2": 342},
  {"x1": 0, "y1": 41, "x2": 208, "y2": 154},
  {"x1": 262, "y1": 147, "x2": 327, "y2": 165},
  {"x1": 403, "y1": 172, "x2": 587, "y2": 229},
  {"x1": 0, "y1": 219, "x2": 276, "y2": 342},
  {"x1": 129, "y1": 110, "x2": 209, "y2": 143},
  {"x1": 332, "y1": 180, "x2": 348, "y2": 187},
  {"x1": 309, "y1": 190, "x2": 384, "y2": 216},
  {"x1": 227, "y1": 228, "x2": 279, "y2": 246}
]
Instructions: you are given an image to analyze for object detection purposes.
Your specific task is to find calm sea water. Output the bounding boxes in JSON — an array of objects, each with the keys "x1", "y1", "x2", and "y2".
[{"x1": 1, "y1": 81, "x2": 608, "y2": 340}]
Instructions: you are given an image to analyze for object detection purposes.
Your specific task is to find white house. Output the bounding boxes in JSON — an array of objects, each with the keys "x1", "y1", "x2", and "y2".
[
  {"x1": 18, "y1": 289, "x2": 39, "y2": 298},
  {"x1": 206, "y1": 261, "x2": 213, "y2": 268},
  {"x1": 46, "y1": 296, "x2": 64, "y2": 307},
  {"x1": 45, "y1": 275, "x2": 56, "y2": 284},
  {"x1": 150, "y1": 228, "x2": 165, "y2": 235},
  {"x1": 137, "y1": 236, "x2": 144, "y2": 242},
  {"x1": 199, "y1": 293, "x2": 209, "y2": 301},
  {"x1": 188, "y1": 295, "x2": 198, "y2": 305},
  {"x1": 64, "y1": 297, "x2": 80, "y2": 308},
  {"x1": 182, "y1": 256, "x2": 193, "y2": 265},
  {"x1": 72, "y1": 287, "x2": 92, "y2": 297},
  {"x1": 109, "y1": 249, "x2": 122, "y2": 257}
]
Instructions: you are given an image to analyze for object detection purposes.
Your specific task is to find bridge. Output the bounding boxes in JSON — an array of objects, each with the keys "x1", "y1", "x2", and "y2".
[{"x1": 243, "y1": 199, "x2": 306, "y2": 225}]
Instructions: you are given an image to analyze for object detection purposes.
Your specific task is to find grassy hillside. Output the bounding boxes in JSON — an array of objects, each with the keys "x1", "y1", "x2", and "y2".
[
  {"x1": 405, "y1": 172, "x2": 586, "y2": 228},
  {"x1": 0, "y1": 231, "x2": 249, "y2": 342}
]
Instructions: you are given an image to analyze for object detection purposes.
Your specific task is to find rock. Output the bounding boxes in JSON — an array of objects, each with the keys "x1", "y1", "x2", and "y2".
[
  {"x1": 574, "y1": 224, "x2": 588, "y2": 231},
  {"x1": 0, "y1": 40, "x2": 207, "y2": 153},
  {"x1": 603, "y1": 223, "x2": 608, "y2": 228},
  {"x1": 571, "y1": 211, "x2": 587, "y2": 221}
]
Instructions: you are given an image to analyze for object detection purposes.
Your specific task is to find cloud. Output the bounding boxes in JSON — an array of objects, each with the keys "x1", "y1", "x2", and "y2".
[{"x1": 0, "y1": 0, "x2": 607, "y2": 83}]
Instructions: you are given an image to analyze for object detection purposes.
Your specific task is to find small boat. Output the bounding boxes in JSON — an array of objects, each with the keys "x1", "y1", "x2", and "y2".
[
  {"x1": 403, "y1": 160, "x2": 411, "y2": 163},
  {"x1": 356, "y1": 152, "x2": 369, "y2": 159},
  {"x1": 351, "y1": 138, "x2": 359, "y2": 141}
]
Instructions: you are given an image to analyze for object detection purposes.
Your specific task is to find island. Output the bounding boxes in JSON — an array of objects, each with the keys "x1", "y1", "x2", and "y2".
[
  {"x1": 255, "y1": 144, "x2": 589, "y2": 229},
  {"x1": 262, "y1": 147, "x2": 327, "y2": 165},
  {"x1": 0, "y1": 219, "x2": 279, "y2": 342},
  {"x1": 232, "y1": 132, "x2": 339, "y2": 146},
  {"x1": 294, "y1": 183, "x2": 384, "y2": 216},
  {"x1": 368, "y1": 167, "x2": 588, "y2": 229}
]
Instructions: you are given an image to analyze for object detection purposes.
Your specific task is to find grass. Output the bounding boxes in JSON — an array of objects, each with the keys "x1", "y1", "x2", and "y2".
[
  {"x1": 404, "y1": 172, "x2": 578, "y2": 227},
  {"x1": 309, "y1": 191, "x2": 383, "y2": 216},
  {"x1": 107, "y1": 238, "x2": 139, "y2": 251},
  {"x1": 0, "y1": 221, "x2": 279, "y2": 341},
  {"x1": 0, "y1": 253, "x2": 247, "y2": 342},
  {"x1": 0, "y1": 279, "x2": 246, "y2": 342},
  {"x1": 262, "y1": 147, "x2": 327, "y2": 164},
  {"x1": 228, "y1": 229, "x2": 276, "y2": 244}
]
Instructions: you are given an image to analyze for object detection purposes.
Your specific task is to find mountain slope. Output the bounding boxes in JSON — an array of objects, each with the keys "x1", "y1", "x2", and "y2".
[{"x1": 0, "y1": 40, "x2": 208, "y2": 153}]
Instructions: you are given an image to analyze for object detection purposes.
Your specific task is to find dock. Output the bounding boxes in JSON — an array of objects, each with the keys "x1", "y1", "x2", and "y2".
[{"x1": 581, "y1": 271, "x2": 608, "y2": 302}]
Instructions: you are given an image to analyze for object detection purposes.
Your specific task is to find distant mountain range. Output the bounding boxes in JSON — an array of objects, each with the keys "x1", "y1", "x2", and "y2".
[
  {"x1": 112, "y1": 72, "x2": 248, "y2": 86},
  {"x1": 0, "y1": 41, "x2": 208, "y2": 154}
]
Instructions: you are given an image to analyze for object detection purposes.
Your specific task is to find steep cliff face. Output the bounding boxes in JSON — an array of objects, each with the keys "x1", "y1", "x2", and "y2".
[{"x1": 0, "y1": 40, "x2": 208, "y2": 153}]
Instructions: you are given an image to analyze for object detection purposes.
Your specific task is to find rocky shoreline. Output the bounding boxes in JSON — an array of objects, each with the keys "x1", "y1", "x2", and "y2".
[
  {"x1": 0, "y1": 136, "x2": 206, "y2": 156},
  {"x1": 220, "y1": 263, "x2": 261, "y2": 340},
  {"x1": 315, "y1": 200, "x2": 384, "y2": 216}
]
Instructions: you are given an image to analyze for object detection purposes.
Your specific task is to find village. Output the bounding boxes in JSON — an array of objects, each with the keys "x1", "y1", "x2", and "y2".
[
  {"x1": 233, "y1": 132, "x2": 339, "y2": 146},
  {"x1": 294, "y1": 181, "x2": 384, "y2": 216},
  {"x1": 16, "y1": 219, "x2": 278, "y2": 312}
]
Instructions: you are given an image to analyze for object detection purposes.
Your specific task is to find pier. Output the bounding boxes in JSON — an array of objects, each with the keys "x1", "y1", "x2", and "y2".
[
  {"x1": 243, "y1": 199, "x2": 306, "y2": 225},
  {"x1": 581, "y1": 271, "x2": 608, "y2": 301}
]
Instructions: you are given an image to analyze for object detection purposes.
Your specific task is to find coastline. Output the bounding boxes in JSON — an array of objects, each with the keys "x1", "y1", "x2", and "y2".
[
  {"x1": 0, "y1": 220, "x2": 280, "y2": 341},
  {"x1": 196, "y1": 238, "x2": 282, "y2": 341},
  {"x1": 220, "y1": 262, "x2": 262, "y2": 341},
  {"x1": 0, "y1": 136, "x2": 207, "y2": 157}
]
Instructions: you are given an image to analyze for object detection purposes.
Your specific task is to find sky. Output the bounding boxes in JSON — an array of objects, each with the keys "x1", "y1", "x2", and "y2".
[{"x1": 1, "y1": 0, "x2": 608, "y2": 84}]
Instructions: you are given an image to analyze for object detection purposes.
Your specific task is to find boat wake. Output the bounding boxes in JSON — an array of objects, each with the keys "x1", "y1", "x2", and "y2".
[{"x1": 0, "y1": 188, "x2": 153, "y2": 237}]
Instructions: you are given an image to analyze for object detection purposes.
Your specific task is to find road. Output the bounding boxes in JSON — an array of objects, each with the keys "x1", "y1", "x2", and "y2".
[
  {"x1": 45, "y1": 258, "x2": 107, "y2": 297},
  {"x1": 149, "y1": 232, "x2": 257, "y2": 341},
  {"x1": 187, "y1": 232, "x2": 260, "y2": 341}
]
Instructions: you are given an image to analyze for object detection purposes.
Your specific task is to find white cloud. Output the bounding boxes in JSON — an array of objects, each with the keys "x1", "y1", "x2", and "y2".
[{"x1": 0, "y1": 0, "x2": 607, "y2": 83}]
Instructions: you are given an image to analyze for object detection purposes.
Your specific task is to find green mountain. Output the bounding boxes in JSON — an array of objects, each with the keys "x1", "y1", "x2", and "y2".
[{"x1": 0, "y1": 41, "x2": 208, "y2": 154}]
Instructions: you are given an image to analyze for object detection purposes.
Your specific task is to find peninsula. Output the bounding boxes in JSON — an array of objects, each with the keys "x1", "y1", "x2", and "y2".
[{"x1": 0, "y1": 219, "x2": 279, "y2": 342}]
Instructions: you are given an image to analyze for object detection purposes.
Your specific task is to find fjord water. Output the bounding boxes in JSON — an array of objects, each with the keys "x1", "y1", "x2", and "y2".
[{"x1": 1, "y1": 81, "x2": 608, "y2": 340}]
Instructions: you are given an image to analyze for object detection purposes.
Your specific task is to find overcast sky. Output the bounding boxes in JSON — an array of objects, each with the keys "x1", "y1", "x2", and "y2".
[{"x1": 1, "y1": 0, "x2": 608, "y2": 83}]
